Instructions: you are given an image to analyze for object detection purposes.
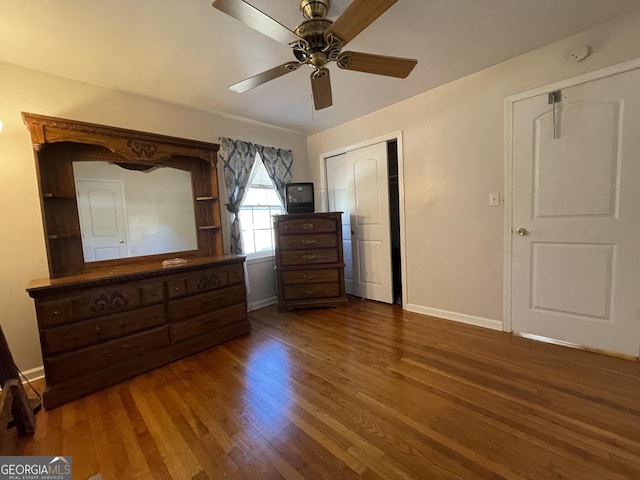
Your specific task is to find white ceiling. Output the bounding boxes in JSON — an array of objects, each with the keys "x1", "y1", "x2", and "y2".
[{"x1": 1, "y1": 0, "x2": 639, "y2": 135}]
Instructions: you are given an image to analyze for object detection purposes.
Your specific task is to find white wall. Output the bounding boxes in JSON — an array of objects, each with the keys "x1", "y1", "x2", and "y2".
[
  {"x1": 307, "y1": 11, "x2": 640, "y2": 328},
  {"x1": 0, "y1": 61, "x2": 309, "y2": 374}
]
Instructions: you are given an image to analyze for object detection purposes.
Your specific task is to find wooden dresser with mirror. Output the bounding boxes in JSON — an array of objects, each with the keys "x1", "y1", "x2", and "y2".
[{"x1": 23, "y1": 113, "x2": 250, "y2": 409}]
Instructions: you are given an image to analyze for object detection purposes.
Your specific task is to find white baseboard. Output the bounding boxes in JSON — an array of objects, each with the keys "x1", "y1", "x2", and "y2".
[
  {"x1": 405, "y1": 304, "x2": 503, "y2": 331},
  {"x1": 20, "y1": 365, "x2": 45, "y2": 382},
  {"x1": 248, "y1": 296, "x2": 277, "y2": 312}
]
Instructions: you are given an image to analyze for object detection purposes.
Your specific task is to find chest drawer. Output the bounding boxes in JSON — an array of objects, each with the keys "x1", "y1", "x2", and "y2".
[
  {"x1": 280, "y1": 249, "x2": 339, "y2": 266},
  {"x1": 41, "y1": 303, "x2": 166, "y2": 355},
  {"x1": 282, "y1": 283, "x2": 341, "y2": 301},
  {"x1": 167, "y1": 284, "x2": 246, "y2": 322},
  {"x1": 45, "y1": 326, "x2": 170, "y2": 384},
  {"x1": 278, "y1": 233, "x2": 337, "y2": 251},
  {"x1": 280, "y1": 269, "x2": 341, "y2": 285},
  {"x1": 278, "y1": 217, "x2": 337, "y2": 235},
  {"x1": 170, "y1": 303, "x2": 247, "y2": 343}
]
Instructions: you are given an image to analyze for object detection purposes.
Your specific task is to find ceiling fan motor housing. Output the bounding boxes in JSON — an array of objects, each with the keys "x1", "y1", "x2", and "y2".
[
  {"x1": 293, "y1": 17, "x2": 340, "y2": 68},
  {"x1": 300, "y1": 0, "x2": 330, "y2": 19}
]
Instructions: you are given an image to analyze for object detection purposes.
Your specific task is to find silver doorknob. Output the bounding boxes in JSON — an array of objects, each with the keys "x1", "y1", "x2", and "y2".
[
  {"x1": 119, "y1": 239, "x2": 125, "y2": 243},
  {"x1": 515, "y1": 227, "x2": 528, "y2": 236}
]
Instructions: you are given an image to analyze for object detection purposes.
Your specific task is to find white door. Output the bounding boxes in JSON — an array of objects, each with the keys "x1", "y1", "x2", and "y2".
[
  {"x1": 511, "y1": 68, "x2": 640, "y2": 356},
  {"x1": 326, "y1": 142, "x2": 393, "y2": 303},
  {"x1": 76, "y1": 179, "x2": 129, "y2": 262}
]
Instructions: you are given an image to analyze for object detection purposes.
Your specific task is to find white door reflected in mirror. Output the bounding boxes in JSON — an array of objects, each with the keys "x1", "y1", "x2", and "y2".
[{"x1": 73, "y1": 161, "x2": 198, "y2": 262}]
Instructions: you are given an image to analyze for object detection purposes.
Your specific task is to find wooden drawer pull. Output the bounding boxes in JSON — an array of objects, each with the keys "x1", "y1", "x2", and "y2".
[
  {"x1": 96, "y1": 325, "x2": 105, "y2": 338},
  {"x1": 301, "y1": 239, "x2": 316, "y2": 245},
  {"x1": 304, "y1": 289, "x2": 318, "y2": 296},
  {"x1": 302, "y1": 255, "x2": 317, "y2": 260},
  {"x1": 302, "y1": 223, "x2": 314, "y2": 230},
  {"x1": 202, "y1": 298, "x2": 220, "y2": 305},
  {"x1": 303, "y1": 274, "x2": 319, "y2": 280}
]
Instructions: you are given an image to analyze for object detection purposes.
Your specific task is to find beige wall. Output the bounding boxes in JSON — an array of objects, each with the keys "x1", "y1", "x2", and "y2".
[
  {"x1": 0, "y1": 62, "x2": 309, "y2": 373},
  {"x1": 307, "y1": 11, "x2": 640, "y2": 326}
]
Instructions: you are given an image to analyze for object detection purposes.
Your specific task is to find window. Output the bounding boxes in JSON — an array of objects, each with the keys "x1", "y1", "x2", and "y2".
[{"x1": 239, "y1": 157, "x2": 284, "y2": 256}]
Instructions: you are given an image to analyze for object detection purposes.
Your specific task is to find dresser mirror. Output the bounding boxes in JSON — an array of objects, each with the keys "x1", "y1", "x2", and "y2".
[
  {"x1": 23, "y1": 112, "x2": 223, "y2": 278},
  {"x1": 73, "y1": 161, "x2": 198, "y2": 262}
]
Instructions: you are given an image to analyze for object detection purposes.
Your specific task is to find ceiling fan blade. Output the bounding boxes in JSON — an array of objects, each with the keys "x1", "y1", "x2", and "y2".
[
  {"x1": 212, "y1": 0, "x2": 300, "y2": 45},
  {"x1": 326, "y1": 0, "x2": 397, "y2": 46},
  {"x1": 229, "y1": 62, "x2": 301, "y2": 93},
  {"x1": 337, "y1": 51, "x2": 417, "y2": 78},
  {"x1": 310, "y1": 68, "x2": 333, "y2": 110}
]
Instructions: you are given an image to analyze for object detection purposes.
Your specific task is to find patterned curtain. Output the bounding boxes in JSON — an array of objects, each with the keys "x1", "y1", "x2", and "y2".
[
  {"x1": 255, "y1": 145, "x2": 293, "y2": 205},
  {"x1": 219, "y1": 138, "x2": 258, "y2": 254}
]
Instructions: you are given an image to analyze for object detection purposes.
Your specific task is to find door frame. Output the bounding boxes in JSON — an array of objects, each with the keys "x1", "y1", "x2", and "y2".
[
  {"x1": 319, "y1": 131, "x2": 408, "y2": 307},
  {"x1": 503, "y1": 58, "x2": 640, "y2": 333}
]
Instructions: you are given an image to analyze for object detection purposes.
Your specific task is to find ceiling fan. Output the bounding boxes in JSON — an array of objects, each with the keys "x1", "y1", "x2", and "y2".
[{"x1": 212, "y1": 0, "x2": 418, "y2": 110}]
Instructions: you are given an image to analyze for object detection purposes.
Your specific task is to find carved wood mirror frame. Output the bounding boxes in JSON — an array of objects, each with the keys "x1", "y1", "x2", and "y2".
[{"x1": 23, "y1": 113, "x2": 223, "y2": 278}]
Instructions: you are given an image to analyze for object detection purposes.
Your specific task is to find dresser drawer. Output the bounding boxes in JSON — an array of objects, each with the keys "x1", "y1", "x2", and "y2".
[
  {"x1": 278, "y1": 217, "x2": 337, "y2": 235},
  {"x1": 166, "y1": 277, "x2": 188, "y2": 299},
  {"x1": 278, "y1": 233, "x2": 337, "y2": 251},
  {"x1": 281, "y1": 269, "x2": 341, "y2": 285},
  {"x1": 140, "y1": 281, "x2": 165, "y2": 304},
  {"x1": 166, "y1": 266, "x2": 230, "y2": 299},
  {"x1": 227, "y1": 264, "x2": 245, "y2": 285},
  {"x1": 170, "y1": 303, "x2": 247, "y2": 343},
  {"x1": 73, "y1": 285, "x2": 142, "y2": 320},
  {"x1": 41, "y1": 303, "x2": 167, "y2": 355},
  {"x1": 167, "y1": 284, "x2": 246, "y2": 322},
  {"x1": 36, "y1": 299, "x2": 73, "y2": 328},
  {"x1": 45, "y1": 326, "x2": 170, "y2": 384},
  {"x1": 186, "y1": 266, "x2": 229, "y2": 294},
  {"x1": 280, "y1": 249, "x2": 339, "y2": 266},
  {"x1": 282, "y1": 283, "x2": 341, "y2": 301}
]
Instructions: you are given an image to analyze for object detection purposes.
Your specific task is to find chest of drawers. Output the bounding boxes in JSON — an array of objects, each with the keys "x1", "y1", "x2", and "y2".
[
  {"x1": 27, "y1": 255, "x2": 249, "y2": 409},
  {"x1": 273, "y1": 212, "x2": 348, "y2": 310}
]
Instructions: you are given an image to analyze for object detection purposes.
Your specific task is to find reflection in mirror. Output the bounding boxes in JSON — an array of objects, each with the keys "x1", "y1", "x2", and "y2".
[{"x1": 72, "y1": 161, "x2": 198, "y2": 262}]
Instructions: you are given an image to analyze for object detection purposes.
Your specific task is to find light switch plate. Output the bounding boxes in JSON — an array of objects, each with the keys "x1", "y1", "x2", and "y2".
[{"x1": 488, "y1": 193, "x2": 500, "y2": 207}]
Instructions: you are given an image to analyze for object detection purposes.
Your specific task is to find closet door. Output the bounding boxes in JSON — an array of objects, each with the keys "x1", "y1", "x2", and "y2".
[{"x1": 326, "y1": 141, "x2": 393, "y2": 303}]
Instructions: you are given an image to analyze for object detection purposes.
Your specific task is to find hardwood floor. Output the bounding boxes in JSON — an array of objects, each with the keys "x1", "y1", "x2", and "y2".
[{"x1": 6, "y1": 299, "x2": 640, "y2": 479}]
